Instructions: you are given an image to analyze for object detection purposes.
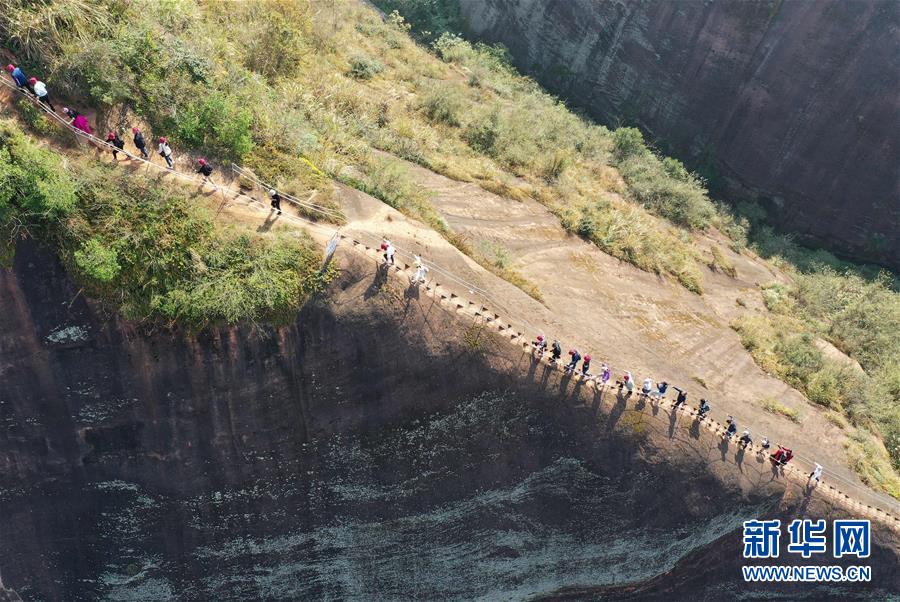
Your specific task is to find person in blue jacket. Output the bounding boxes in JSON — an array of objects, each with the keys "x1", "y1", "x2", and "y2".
[{"x1": 5, "y1": 64, "x2": 28, "y2": 92}]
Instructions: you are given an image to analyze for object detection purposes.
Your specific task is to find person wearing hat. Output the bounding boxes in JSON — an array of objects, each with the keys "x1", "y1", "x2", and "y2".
[
  {"x1": 106, "y1": 131, "x2": 125, "y2": 161},
  {"x1": 697, "y1": 398, "x2": 710, "y2": 419},
  {"x1": 268, "y1": 189, "x2": 282, "y2": 214},
  {"x1": 157, "y1": 137, "x2": 173, "y2": 168},
  {"x1": 195, "y1": 158, "x2": 213, "y2": 180},
  {"x1": 64, "y1": 107, "x2": 92, "y2": 134},
  {"x1": 132, "y1": 127, "x2": 149, "y2": 159},
  {"x1": 581, "y1": 354, "x2": 592, "y2": 377},
  {"x1": 600, "y1": 363, "x2": 611, "y2": 386},
  {"x1": 5, "y1": 64, "x2": 29, "y2": 92},
  {"x1": 532, "y1": 334, "x2": 547, "y2": 356},
  {"x1": 565, "y1": 349, "x2": 581, "y2": 373},
  {"x1": 28, "y1": 77, "x2": 54, "y2": 111},
  {"x1": 550, "y1": 340, "x2": 562, "y2": 364}
]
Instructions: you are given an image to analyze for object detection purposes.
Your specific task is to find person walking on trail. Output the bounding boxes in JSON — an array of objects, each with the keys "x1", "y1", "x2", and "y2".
[
  {"x1": 600, "y1": 363, "x2": 611, "y2": 387},
  {"x1": 641, "y1": 377, "x2": 653, "y2": 397},
  {"x1": 157, "y1": 137, "x2": 174, "y2": 168},
  {"x1": 739, "y1": 429, "x2": 753, "y2": 447},
  {"x1": 655, "y1": 381, "x2": 668, "y2": 400},
  {"x1": 106, "y1": 132, "x2": 125, "y2": 161},
  {"x1": 132, "y1": 127, "x2": 149, "y2": 159},
  {"x1": 268, "y1": 189, "x2": 282, "y2": 215},
  {"x1": 672, "y1": 386, "x2": 688, "y2": 408},
  {"x1": 380, "y1": 239, "x2": 395, "y2": 265},
  {"x1": 622, "y1": 371, "x2": 634, "y2": 393},
  {"x1": 550, "y1": 340, "x2": 562, "y2": 364},
  {"x1": 6, "y1": 64, "x2": 29, "y2": 92},
  {"x1": 581, "y1": 354, "x2": 591, "y2": 377},
  {"x1": 64, "y1": 108, "x2": 92, "y2": 134},
  {"x1": 760, "y1": 436, "x2": 770, "y2": 451},
  {"x1": 532, "y1": 334, "x2": 547, "y2": 355},
  {"x1": 771, "y1": 446, "x2": 793, "y2": 466},
  {"x1": 413, "y1": 255, "x2": 429, "y2": 284},
  {"x1": 725, "y1": 415, "x2": 737, "y2": 438},
  {"x1": 697, "y1": 398, "x2": 710, "y2": 419},
  {"x1": 565, "y1": 349, "x2": 581, "y2": 373},
  {"x1": 28, "y1": 77, "x2": 54, "y2": 111},
  {"x1": 195, "y1": 158, "x2": 213, "y2": 181},
  {"x1": 808, "y1": 463, "x2": 823, "y2": 484}
]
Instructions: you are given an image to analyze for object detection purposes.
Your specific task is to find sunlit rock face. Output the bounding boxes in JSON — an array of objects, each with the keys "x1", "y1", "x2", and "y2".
[
  {"x1": 1, "y1": 242, "x2": 898, "y2": 600},
  {"x1": 458, "y1": 0, "x2": 900, "y2": 269}
]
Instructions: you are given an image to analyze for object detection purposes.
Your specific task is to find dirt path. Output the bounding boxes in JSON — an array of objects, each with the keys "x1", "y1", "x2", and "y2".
[
  {"x1": 2, "y1": 82, "x2": 896, "y2": 515},
  {"x1": 380, "y1": 153, "x2": 900, "y2": 514}
]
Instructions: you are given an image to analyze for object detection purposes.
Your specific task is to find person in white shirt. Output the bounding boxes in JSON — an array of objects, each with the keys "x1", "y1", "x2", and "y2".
[
  {"x1": 808, "y1": 463, "x2": 823, "y2": 484},
  {"x1": 412, "y1": 255, "x2": 428, "y2": 283},
  {"x1": 157, "y1": 137, "x2": 174, "y2": 168},
  {"x1": 28, "y1": 77, "x2": 54, "y2": 111}
]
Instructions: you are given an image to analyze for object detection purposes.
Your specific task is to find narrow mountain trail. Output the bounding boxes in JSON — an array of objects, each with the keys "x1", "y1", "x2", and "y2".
[{"x1": 1, "y1": 81, "x2": 897, "y2": 523}]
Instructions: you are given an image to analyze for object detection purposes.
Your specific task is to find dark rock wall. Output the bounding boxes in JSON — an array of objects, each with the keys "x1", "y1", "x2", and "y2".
[
  {"x1": 1, "y1": 242, "x2": 898, "y2": 599},
  {"x1": 458, "y1": 0, "x2": 900, "y2": 267}
]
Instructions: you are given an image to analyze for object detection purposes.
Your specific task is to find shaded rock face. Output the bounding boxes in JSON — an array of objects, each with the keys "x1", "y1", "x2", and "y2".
[
  {"x1": 458, "y1": 0, "x2": 900, "y2": 268},
  {"x1": 1, "y1": 242, "x2": 898, "y2": 600}
]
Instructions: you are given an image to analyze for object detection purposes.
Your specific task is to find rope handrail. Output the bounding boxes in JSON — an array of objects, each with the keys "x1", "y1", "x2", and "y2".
[
  {"x1": 2, "y1": 75, "x2": 896, "y2": 520},
  {"x1": 230, "y1": 163, "x2": 345, "y2": 221}
]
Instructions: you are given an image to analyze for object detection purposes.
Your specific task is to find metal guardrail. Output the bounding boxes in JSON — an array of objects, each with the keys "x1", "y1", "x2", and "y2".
[{"x1": 2, "y1": 74, "x2": 897, "y2": 523}]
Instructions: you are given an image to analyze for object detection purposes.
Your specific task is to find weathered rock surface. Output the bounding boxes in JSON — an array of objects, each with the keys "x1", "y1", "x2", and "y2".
[{"x1": 458, "y1": 0, "x2": 900, "y2": 268}]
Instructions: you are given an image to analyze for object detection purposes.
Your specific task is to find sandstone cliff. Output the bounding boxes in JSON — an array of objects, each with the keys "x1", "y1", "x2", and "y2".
[{"x1": 458, "y1": 0, "x2": 900, "y2": 268}]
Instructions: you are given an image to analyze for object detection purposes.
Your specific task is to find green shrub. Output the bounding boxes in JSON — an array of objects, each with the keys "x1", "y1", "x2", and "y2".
[
  {"x1": 74, "y1": 237, "x2": 120, "y2": 283},
  {"x1": 175, "y1": 92, "x2": 254, "y2": 161},
  {"x1": 420, "y1": 84, "x2": 464, "y2": 126},
  {"x1": 16, "y1": 99, "x2": 54, "y2": 135},
  {"x1": 0, "y1": 124, "x2": 76, "y2": 231},
  {"x1": 612, "y1": 127, "x2": 647, "y2": 162},
  {"x1": 347, "y1": 55, "x2": 384, "y2": 79}
]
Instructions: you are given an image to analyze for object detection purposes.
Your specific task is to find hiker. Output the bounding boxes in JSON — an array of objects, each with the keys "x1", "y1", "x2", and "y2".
[
  {"x1": 739, "y1": 429, "x2": 753, "y2": 447},
  {"x1": 655, "y1": 381, "x2": 669, "y2": 399},
  {"x1": 774, "y1": 447, "x2": 793, "y2": 466},
  {"x1": 132, "y1": 127, "x2": 149, "y2": 159},
  {"x1": 381, "y1": 239, "x2": 395, "y2": 265},
  {"x1": 5, "y1": 64, "x2": 29, "y2": 92},
  {"x1": 581, "y1": 354, "x2": 591, "y2": 377},
  {"x1": 550, "y1": 340, "x2": 562, "y2": 363},
  {"x1": 532, "y1": 334, "x2": 547, "y2": 355},
  {"x1": 672, "y1": 386, "x2": 688, "y2": 408},
  {"x1": 157, "y1": 137, "x2": 174, "y2": 168},
  {"x1": 760, "y1": 437, "x2": 770, "y2": 451},
  {"x1": 64, "y1": 108, "x2": 92, "y2": 135},
  {"x1": 565, "y1": 349, "x2": 581, "y2": 373},
  {"x1": 641, "y1": 377, "x2": 653, "y2": 397},
  {"x1": 28, "y1": 77, "x2": 54, "y2": 111},
  {"x1": 808, "y1": 463, "x2": 823, "y2": 484},
  {"x1": 413, "y1": 255, "x2": 429, "y2": 284},
  {"x1": 195, "y1": 158, "x2": 213, "y2": 181},
  {"x1": 697, "y1": 398, "x2": 710, "y2": 418},
  {"x1": 106, "y1": 131, "x2": 125, "y2": 160},
  {"x1": 600, "y1": 363, "x2": 611, "y2": 386},
  {"x1": 725, "y1": 415, "x2": 737, "y2": 438},
  {"x1": 621, "y1": 371, "x2": 634, "y2": 393},
  {"x1": 268, "y1": 189, "x2": 282, "y2": 214}
]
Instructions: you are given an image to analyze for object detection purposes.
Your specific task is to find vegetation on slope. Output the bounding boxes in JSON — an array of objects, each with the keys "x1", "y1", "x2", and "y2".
[
  {"x1": 0, "y1": 0, "x2": 896, "y2": 491},
  {"x1": 0, "y1": 122, "x2": 331, "y2": 327}
]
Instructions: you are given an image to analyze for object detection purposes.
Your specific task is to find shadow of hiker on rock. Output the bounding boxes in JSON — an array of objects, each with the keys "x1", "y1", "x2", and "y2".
[
  {"x1": 364, "y1": 263, "x2": 389, "y2": 300},
  {"x1": 689, "y1": 417, "x2": 701, "y2": 439},
  {"x1": 606, "y1": 389, "x2": 628, "y2": 433},
  {"x1": 719, "y1": 436, "x2": 729, "y2": 461}
]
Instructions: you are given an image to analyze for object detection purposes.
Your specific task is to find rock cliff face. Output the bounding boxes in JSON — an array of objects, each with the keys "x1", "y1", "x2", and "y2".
[
  {"x1": 458, "y1": 0, "x2": 900, "y2": 268},
  {"x1": 2, "y1": 242, "x2": 899, "y2": 599}
]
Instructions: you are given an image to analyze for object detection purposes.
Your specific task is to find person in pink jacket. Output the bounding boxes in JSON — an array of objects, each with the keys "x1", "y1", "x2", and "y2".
[{"x1": 63, "y1": 107, "x2": 92, "y2": 134}]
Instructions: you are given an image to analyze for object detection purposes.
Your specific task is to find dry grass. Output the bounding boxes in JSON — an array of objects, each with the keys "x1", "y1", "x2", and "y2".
[{"x1": 759, "y1": 398, "x2": 802, "y2": 423}]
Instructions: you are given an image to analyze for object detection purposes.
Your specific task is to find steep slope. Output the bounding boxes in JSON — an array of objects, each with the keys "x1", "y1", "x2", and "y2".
[{"x1": 455, "y1": 0, "x2": 900, "y2": 268}]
